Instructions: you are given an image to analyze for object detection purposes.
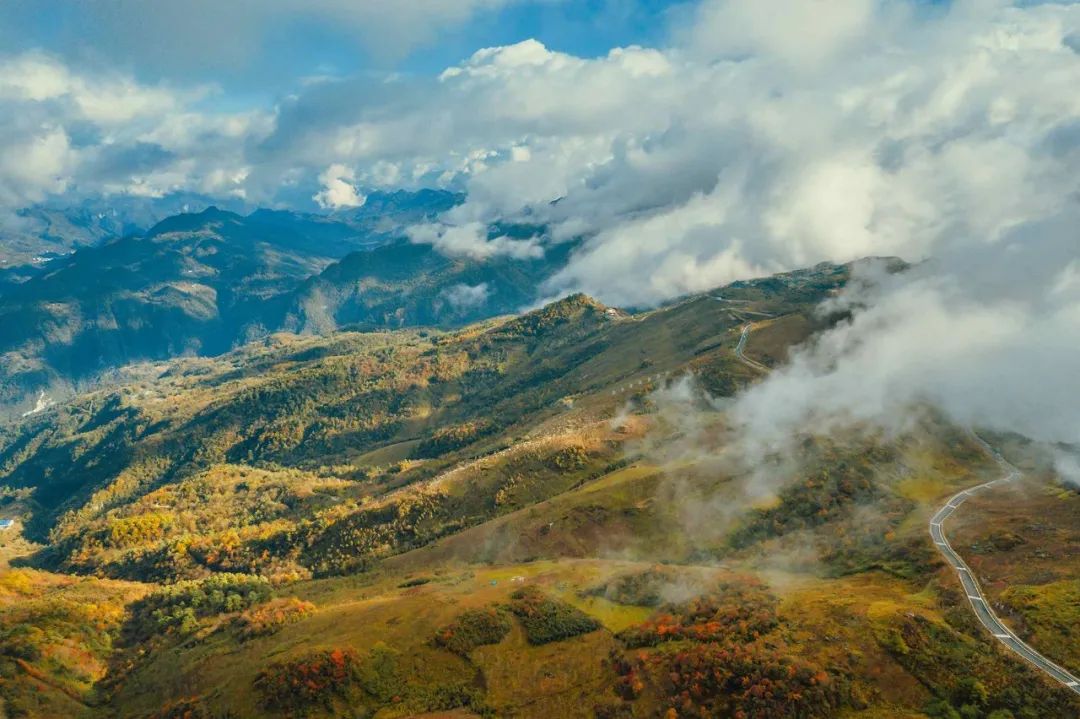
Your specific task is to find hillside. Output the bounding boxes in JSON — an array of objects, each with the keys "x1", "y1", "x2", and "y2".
[
  {"x1": 0, "y1": 261, "x2": 1077, "y2": 718},
  {"x1": 0, "y1": 207, "x2": 338, "y2": 414},
  {"x1": 0, "y1": 192, "x2": 574, "y2": 419}
]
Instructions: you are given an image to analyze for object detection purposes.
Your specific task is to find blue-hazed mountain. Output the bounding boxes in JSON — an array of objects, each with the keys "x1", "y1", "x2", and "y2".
[
  {"x1": 0, "y1": 193, "x2": 570, "y2": 416},
  {"x1": 0, "y1": 192, "x2": 248, "y2": 273},
  {"x1": 280, "y1": 233, "x2": 572, "y2": 334},
  {"x1": 0, "y1": 189, "x2": 464, "y2": 283}
]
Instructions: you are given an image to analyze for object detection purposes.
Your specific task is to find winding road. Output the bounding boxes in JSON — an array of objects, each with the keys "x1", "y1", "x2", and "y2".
[
  {"x1": 735, "y1": 318, "x2": 1079, "y2": 695},
  {"x1": 929, "y1": 442, "x2": 1080, "y2": 695},
  {"x1": 734, "y1": 322, "x2": 770, "y2": 373}
]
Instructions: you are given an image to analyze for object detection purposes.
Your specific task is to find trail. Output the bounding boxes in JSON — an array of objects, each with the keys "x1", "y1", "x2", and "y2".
[{"x1": 929, "y1": 440, "x2": 1080, "y2": 694}]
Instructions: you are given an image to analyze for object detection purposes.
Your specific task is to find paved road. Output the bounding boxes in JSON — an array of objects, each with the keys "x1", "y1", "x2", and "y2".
[
  {"x1": 930, "y1": 443, "x2": 1080, "y2": 695},
  {"x1": 734, "y1": 323, "x2": 769, "y2": 372}
]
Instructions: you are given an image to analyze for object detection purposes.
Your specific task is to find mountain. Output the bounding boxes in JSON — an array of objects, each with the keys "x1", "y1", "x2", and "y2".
[
  {"x1": 0, "y1": 207, "x2": 337, "y2": 413},
  {"x1": 0, "y1": 191, "x2": 566, "y2": 417},
  {"x1": 279, "y1": 237, "x2": 575, "y2": 334},
  {"x1": 1, "y1": 260, "x2": 1076, "y2": 718},
  {"x1": 0, "y1": 193, "x2": 251, "y2": 272},
  {"x1": 0, "y1": 189, "x2": 465, "y2": 281}
]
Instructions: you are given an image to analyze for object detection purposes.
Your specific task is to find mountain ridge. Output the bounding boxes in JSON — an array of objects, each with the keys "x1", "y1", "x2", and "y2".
[{"x1": 0, "y1": 191, "x2": 562, "y2": 418}]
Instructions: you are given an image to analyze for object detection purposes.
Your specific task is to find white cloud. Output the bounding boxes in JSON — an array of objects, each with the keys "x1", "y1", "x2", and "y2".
[
  {"x1": 312, "y1": 163, "x2": 365, "y2": 209},
  {"x1": 406, "y1": 221, "x2": 543, "y2": 260},
  {"x1": 730, "y1": 231, "x2": 1080, "y2": 457},
  {"x1": 684, "y1": 0, "x2": 877, "y2": 67},
  {"x1": 0, "y1": 51, "x2": 267, "y2": 206},
  {"x1": 440, "y1": 282, "x2": 491, "y2": 311},
  {"x1": 0, "y1": 126, "x2": 74, "y2": 205}
]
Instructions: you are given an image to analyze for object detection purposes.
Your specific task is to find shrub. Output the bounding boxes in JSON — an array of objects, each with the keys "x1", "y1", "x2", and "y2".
[
  {"x1": 508, "y1": 587, "x2": 600, "y2": 645},
  {"x1": 616, "y1": 580, "x2": 779, "y2": 649},
  {"x1": 357, "y1": 642, "x2": 405, "y2": 703},
  {"x1": 236, "y1": 597, "x2": 315, "y2": 639},
  {"x1": 255, "y1": 648, "x2": 359, "y2": 714},
  {"x1": 397, "y1": 577, "x2": 432, "y2": 588},
  {"x1": 728, "y1": 453, "x2": 888, "y2": 549},
  {"x1": 583, "y1": 567, "x2": 682, "y2": 607},
  {"x1": 107, "y1": 512, "x2": 173, "y2": 548},
  {"x1": 613, "y1": 641, "x2": 847, "y2": 719},
  {"x1": 547, "y1": 445, "x2": 588, "y2": 471},
  {"x1": 434, "y1": 607, "x2": 512, "y2": 655},
  {"x1": 413, "y1": 420, "x2": 494, "y2": 458},
  {"x1": 148, "y1": 696, "x2": 210, "y2": 719},
  {"x1": 406, "y1": 681, "x2": 491, "y2": 717}
]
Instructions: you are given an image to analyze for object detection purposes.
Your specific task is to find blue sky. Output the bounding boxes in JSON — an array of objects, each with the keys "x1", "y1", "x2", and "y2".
[{"x1": 0, "y1": 0, "x2": 690, "y2": 105}]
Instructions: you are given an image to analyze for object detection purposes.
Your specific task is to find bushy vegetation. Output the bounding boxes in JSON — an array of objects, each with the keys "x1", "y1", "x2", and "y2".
[
  {"x1": 607, "y1": 579, "x2": 849, "y2": 718},
  {"x1": 255, "y1": 647, "x2": 360, "y2": 714},
  {"x1": 729, "y1": 447, "x2": 893, "y2": 549},
  {"x1": 612, "y1": 641, "x2": 846, "y2": 719},
  {"x1": 492, "y1": 293, "x2": 606, "y2": 339},
  {"x1": 107, "y1": 512, "x2": 172, "y2": 548},
  {"x1": 583, "y1": 566, "x2": 683, "y2": 607},
  {"x1": 0, "y1": 570, "x2": 145, "y2": 718},
  {"x1": 254, "y1": 642, "x2": 490, "y2": 718},
  {"x1": 127, "y1": 573, "x2": 271, "y2": 640},
  {"x1": 616, "y1": 579, "x2": 779, "y2": 649},
  {"x1": 434, "y1": 606, "x2": 513, "y2": 655},
  {"x1": 508, "y1": 586, "x2": 601, "y2": 645},
  {"x1": 873, "y1": 607, "x2": 1075, "y2": 719},
  {"x1": 147, "y1": 696, "x2": 212, "y2": 719},
  {"x1": 413, "y1": 420, "x2": 494, "y2": 458},
  {"x1": 236, "y1": 596, "x2": 316, "y2": 639}
]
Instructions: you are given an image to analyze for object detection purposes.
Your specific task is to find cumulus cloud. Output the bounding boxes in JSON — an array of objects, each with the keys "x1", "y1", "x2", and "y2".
[
  {"x1": 440, "y1": 282, "x2": 491, "y2": 312},
  {"x1": 0, "y1": 52, "x2": 266, "y2": 208},
  {"x1": 312, "y1": 163, "x2": 365, "y2": 209},
  {"x1": 683, "y1": 0, "x2": 877, "y2": 67},
  {"x1": 0, "y1": 126, "x2": 74, "y2": 206},
  {"x1": 406, "y1": 221, "x2": 543, "y2": 260}
]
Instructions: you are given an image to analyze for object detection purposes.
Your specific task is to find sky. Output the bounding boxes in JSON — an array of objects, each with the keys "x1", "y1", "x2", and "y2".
[{"x1": 1, "y1": 0, "x2": 1079, "y2": 454}]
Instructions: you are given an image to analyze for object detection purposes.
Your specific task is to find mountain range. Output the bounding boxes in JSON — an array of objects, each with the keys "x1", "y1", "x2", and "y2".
[{"x1": 0, "y1": 190, "x2": 574, "y2": 417}]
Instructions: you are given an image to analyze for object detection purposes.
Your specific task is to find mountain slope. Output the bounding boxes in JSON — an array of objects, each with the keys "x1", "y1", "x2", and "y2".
[
  {"x1": 280, "y1": 237, "x2": 575, "y2": 333},
  {"x1": 1, "y1": 264, "x2": 847, "y2": 568},
  {"x1": 1, "y1": 261, "x2": 1077, "y2": 719},
  {"x1": 0, "y1": 191, "x2": 565, "y2": 417},
  {"x1": 0, "y1": 207, "x2": 337, "y2": 412}
]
